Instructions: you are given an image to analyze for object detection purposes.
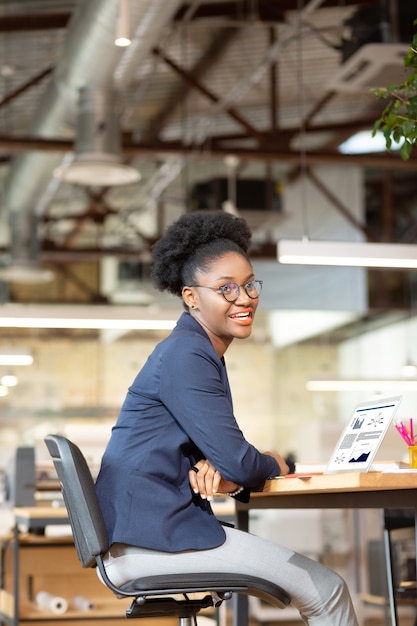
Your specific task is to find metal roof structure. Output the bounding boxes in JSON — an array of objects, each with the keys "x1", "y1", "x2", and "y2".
[{"x1": 0, "y1": 0, "x2": 416, "y2": 310}]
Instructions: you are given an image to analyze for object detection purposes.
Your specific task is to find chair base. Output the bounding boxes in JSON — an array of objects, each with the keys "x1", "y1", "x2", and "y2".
[{"x1": 126, "y1": 594, "x2": 215, "y2": 619}]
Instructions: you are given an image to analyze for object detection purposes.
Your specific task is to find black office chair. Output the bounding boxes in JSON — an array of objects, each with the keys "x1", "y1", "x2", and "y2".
[{"x1": 44, "y1": 434, "x2": 291, "y2": 626}]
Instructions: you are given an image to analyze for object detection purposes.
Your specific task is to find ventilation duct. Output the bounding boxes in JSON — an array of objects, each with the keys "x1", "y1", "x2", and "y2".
[
  {"x1": 327, "y1": 43, "x2": 410, "y2": 93},
  {"x1": 54, "y1": 86, "x2": 140, "y2": 186}
]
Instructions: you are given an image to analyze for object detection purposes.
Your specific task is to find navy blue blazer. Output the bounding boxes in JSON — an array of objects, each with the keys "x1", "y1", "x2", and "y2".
[{"x1": 95, "y1": 312, "x2": 281, "y2": 552}]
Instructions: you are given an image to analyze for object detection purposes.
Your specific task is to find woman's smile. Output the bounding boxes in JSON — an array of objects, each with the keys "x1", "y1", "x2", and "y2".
[{"x1": 228, "y1": 308, "x2": 254, "y2": 325}]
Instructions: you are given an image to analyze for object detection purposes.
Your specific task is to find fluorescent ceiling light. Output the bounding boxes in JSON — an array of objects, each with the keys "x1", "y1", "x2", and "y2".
[
  {"x1": 0, "y1": 304, "x2": 177, "y2": 331},
  {"x1": 339, "y1": 130, "x2": 401, "y2": 154},
  {"x1": 0, "y1": 354, "x2": 33, "y2": 366},
  {"x1": 1, "y1": 374, "x2": 18, "y2": 386},
  {"x1": 0, "y1": 318, "x2": 175, "y2": 331},
  {"x1": 306, "y1": 379, "x2": 417, "y2": 391},
  {"x1": 277, "y1": 240, "x2": 417, "y2": 269}
]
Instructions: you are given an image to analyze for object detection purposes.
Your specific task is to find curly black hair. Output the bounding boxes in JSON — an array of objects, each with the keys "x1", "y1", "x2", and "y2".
[{"x1": 151, "y1": 210, "x2": 252, "y2": 297}]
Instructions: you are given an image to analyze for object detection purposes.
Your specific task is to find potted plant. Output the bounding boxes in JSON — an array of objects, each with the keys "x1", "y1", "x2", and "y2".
[{"x1": 373, "y1": 22, "x2": 417, "y2": 160}]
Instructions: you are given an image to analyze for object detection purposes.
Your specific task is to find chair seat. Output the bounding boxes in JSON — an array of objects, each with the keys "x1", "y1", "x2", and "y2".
[{"x1": 120, "y1": 572, "x2": 291, "y2": 609}]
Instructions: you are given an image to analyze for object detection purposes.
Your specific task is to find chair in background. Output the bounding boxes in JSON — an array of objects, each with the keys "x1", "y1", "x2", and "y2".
[
  {"x1": 383, "y1": 508, "x2": 417, "y2": 626},
  {"x1": 44, "y1": 434, "x2": 291, "y2": 626}
]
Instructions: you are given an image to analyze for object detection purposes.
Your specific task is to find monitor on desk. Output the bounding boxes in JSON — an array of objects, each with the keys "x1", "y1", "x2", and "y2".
[
  {"x1": 324, "y1": 396, "x2": 402, "y2": 474},
  {"x1": 5, "y1": 446, "x2": 36, "y2": 506}
]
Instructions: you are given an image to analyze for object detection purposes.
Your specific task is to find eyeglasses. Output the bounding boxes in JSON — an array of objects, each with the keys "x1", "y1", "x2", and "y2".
[{"x1": 189, "y1": 279, "x2": 263, "y2": 303}]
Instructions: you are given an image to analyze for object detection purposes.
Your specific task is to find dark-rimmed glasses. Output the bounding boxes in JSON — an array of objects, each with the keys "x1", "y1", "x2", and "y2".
[{"x1": 189, "y1": 279, "x2": 263, "y2": 303}]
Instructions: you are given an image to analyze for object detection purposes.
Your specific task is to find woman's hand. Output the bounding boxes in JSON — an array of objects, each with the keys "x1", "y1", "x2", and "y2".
[
  {"x1": 189, "y1": 459, "x2": 239, "y2": 501},
  {"x1": 264, "y1": 451, "x2": 290, "y2": 476}
]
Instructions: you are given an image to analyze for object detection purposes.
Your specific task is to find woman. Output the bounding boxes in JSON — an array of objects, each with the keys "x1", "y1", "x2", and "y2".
[{"x1": 95, "y1": 210, "x2": 359, "y2": 625}]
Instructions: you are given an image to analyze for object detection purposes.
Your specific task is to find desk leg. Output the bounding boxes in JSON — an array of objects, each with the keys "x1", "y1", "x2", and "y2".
[
  {"x1": 13, "y1": 524, "x2": 18, "y2": 626},
  {"x1": 234, "y1": 508, "x2": 249, "y2": 626},
  {"x1": 383, "y1": 519, "x2": 397, "y2": 626},
  {"x1": 414, "y1": 508, "x2": 417, "y2": 626}
]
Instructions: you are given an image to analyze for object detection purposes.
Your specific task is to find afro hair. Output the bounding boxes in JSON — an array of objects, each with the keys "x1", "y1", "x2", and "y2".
[{"x1": 151, "y1": 210, "x2": 252, "y2": 297}]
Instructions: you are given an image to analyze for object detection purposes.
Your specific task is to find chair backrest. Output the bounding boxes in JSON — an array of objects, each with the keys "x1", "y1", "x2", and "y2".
[{"x1": 44, "y1": 434, "x2": 109, "y2": 568}]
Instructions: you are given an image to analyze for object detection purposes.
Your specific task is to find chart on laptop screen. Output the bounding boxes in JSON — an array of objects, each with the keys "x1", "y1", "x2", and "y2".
[{"x1": 324, "y1": 396, "x2": 402, "y2": 474}]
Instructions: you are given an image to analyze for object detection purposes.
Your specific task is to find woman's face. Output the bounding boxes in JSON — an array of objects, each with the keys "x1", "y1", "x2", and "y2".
[{"x1": 182, "y1": 251, "x2": 260, "y2": 357}]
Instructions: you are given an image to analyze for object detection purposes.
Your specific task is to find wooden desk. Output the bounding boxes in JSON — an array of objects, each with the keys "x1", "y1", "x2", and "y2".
[{"x1": 234, "y1": 471, "x2": 417, "y2": 626}]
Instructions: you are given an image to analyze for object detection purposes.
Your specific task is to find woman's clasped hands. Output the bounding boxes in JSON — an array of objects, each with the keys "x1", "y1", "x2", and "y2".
[
  {"x1": 189, "y1": 459, "x2": 239, "y2": 501},
  {"x1": 188, "y1": 452, "x2": 289, "y2": 501}
]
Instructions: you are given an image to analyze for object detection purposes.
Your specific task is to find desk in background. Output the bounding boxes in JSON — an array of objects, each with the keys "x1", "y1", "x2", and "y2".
[{"x1": 0, "y1": 507, "x2": 176, "y2": 626}]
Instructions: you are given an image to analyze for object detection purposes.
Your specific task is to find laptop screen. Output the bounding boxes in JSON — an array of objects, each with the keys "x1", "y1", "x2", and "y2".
[{"x1": 324, "y1": 396, "x2": 402, "y2": 474}]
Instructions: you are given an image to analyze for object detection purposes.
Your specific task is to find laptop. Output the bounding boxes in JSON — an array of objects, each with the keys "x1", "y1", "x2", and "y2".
[{"x1": 324, "y1": 395, "x2": 402, "y2": 474}]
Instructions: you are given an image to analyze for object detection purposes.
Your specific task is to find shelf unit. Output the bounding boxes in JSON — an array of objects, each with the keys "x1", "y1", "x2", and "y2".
[{"x1": 0, "y1": 508, "x2": 176, "y2": 626}]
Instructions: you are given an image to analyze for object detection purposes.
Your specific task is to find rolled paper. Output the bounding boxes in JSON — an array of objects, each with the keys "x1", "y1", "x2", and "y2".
[
  {"x1": 72, "y1": 595, "x2": 95, "y2": 611},
  {"x1": 36, "y1": 591, "x2": 68, "y2": 614}
]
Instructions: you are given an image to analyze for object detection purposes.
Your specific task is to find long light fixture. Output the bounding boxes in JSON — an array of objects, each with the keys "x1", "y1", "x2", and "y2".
[
  {"x1": 277, "y1": 240, "x2": 417, "y2": 269},
  {"x1": 0, "y1": 317, "x2": 175, "y2": 331},
  {"x1": 0, "y1": 353, "x2": 33, "y2": 366},
  {"x1": 0, "y1": 304, "x2": 177, "y2": 331},
  {"x1": 306, "y1": 379, "x2": 417, "y2": 391}
]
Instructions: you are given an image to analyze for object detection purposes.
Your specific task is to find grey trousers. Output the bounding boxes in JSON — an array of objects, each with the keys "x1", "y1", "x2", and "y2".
[{"x1": 101, "y1": 526, "x2": 359, "y2": 625}]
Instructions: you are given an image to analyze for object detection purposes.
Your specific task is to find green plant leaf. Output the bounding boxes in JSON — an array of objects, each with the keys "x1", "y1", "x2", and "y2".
[{"x1": 372, "y1": 29, "x2": 417, "y2": 160}]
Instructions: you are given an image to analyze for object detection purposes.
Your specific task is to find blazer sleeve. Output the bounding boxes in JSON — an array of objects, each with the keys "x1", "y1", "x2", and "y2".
[{"x1": 159, "y1": 335, "x2": 280, "y2": 488}]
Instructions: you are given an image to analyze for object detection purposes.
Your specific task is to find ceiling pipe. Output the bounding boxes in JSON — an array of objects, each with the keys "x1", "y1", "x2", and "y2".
[
  {"x1": 4, "y1": 0, "x2": 124, "y2": 221},
  {"x1": 54, "y1": 86, "x2": 141, "y2": 186},
  {"x1": 1, "y1": 0, "x2": 181, "y2": 275}
]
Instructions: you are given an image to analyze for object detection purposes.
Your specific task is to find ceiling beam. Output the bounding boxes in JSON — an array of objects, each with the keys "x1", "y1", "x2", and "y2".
[
  {"x1": 306, "y1": 166, "x2": 377, "y2": 241},
  {"x1": 0, "y1": 13, "x2": 71, "y2": 32},
  {"x1": 0, "y1": 243, "x2": 279, "y2": 262},
  {"x1": 193, "y1": 115, "x2": 386, "y2": 144},
  {"x1": 173, "y1": 0, "x2": 379, "y2": 23},
  {"x1": 0, "y1": 67, "x2": 53, "y2": 109},
  {"x1": 174, "y1": 1, "x2": 287, "y2": 23},
  {"x1": 0, "y1": 133, "x2": 415, "y2": 171},
  {"x1": 153, "y1": 46, "x2": 266, "y2": 144},
  {"x1": 145, "y1": 27, "x2": 239, "y2": 142}
]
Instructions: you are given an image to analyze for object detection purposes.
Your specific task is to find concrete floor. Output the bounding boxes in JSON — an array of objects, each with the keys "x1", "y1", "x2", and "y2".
[{"x1": 219, "y1": 603, "x2": 417, "y2": 626}]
